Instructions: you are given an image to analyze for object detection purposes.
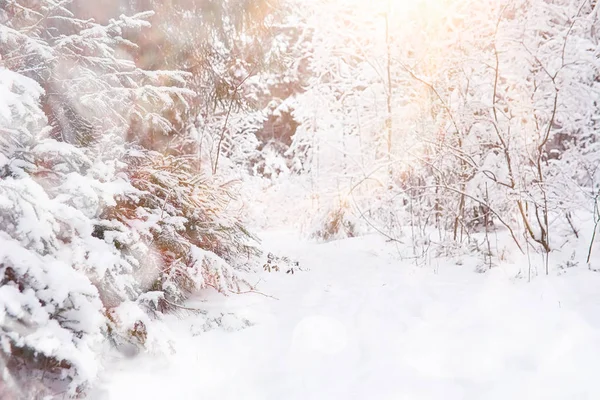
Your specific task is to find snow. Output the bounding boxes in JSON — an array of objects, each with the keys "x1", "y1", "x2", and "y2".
[{"x1": 92, "y1": 232, "x2": 600, "y2": 400}]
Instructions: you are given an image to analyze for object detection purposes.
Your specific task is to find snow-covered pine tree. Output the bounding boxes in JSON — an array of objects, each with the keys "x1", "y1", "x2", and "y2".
[
  {"x1": 0, "y1": 0, "x2": 267, "y2": 396},
  {"x1": 0, "y1": 64, "x2": 109, "y2": 398}
]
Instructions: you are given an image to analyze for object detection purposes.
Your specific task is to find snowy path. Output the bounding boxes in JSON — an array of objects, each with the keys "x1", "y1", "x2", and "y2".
[{"x1": 94, "y1": 232, "x2": 600, "y2": 400}]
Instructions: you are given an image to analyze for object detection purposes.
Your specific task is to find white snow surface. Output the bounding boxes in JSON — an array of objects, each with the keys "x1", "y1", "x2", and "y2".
[{"x1": 93, "y1": 232, "x2": 600, "y2": 400}]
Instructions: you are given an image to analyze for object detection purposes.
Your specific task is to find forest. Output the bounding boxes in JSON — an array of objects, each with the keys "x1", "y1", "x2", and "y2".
[{"x1": 1, "y1": 0, "x2": 600, "y2": 398}]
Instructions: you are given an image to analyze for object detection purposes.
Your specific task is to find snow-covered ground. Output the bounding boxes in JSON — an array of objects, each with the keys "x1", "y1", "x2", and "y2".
[{"x1": 92, "y1": 232, "x2": 600, "y2": 400}]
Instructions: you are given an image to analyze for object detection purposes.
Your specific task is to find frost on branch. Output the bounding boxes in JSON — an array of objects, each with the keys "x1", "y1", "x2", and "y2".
[{"x1": 101, "y1": 150, "x2": 261, "y2": 307}]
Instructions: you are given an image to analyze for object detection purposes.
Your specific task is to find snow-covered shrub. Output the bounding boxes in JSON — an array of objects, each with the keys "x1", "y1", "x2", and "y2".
[
  {"x1": 105, "y1": 298, "x2": 176, "y2": 358},
  {"x1": 309, "y1": 199, "x2": 363, "y2": 242}
]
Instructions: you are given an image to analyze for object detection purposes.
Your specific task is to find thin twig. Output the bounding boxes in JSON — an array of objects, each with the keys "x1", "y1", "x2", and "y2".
[
  {"x1": 162, "y1": 298, "x2": 208, "y2": 313},
  {"x1": 232, "y1": 290, "x2": 280, "y2": 300}
]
